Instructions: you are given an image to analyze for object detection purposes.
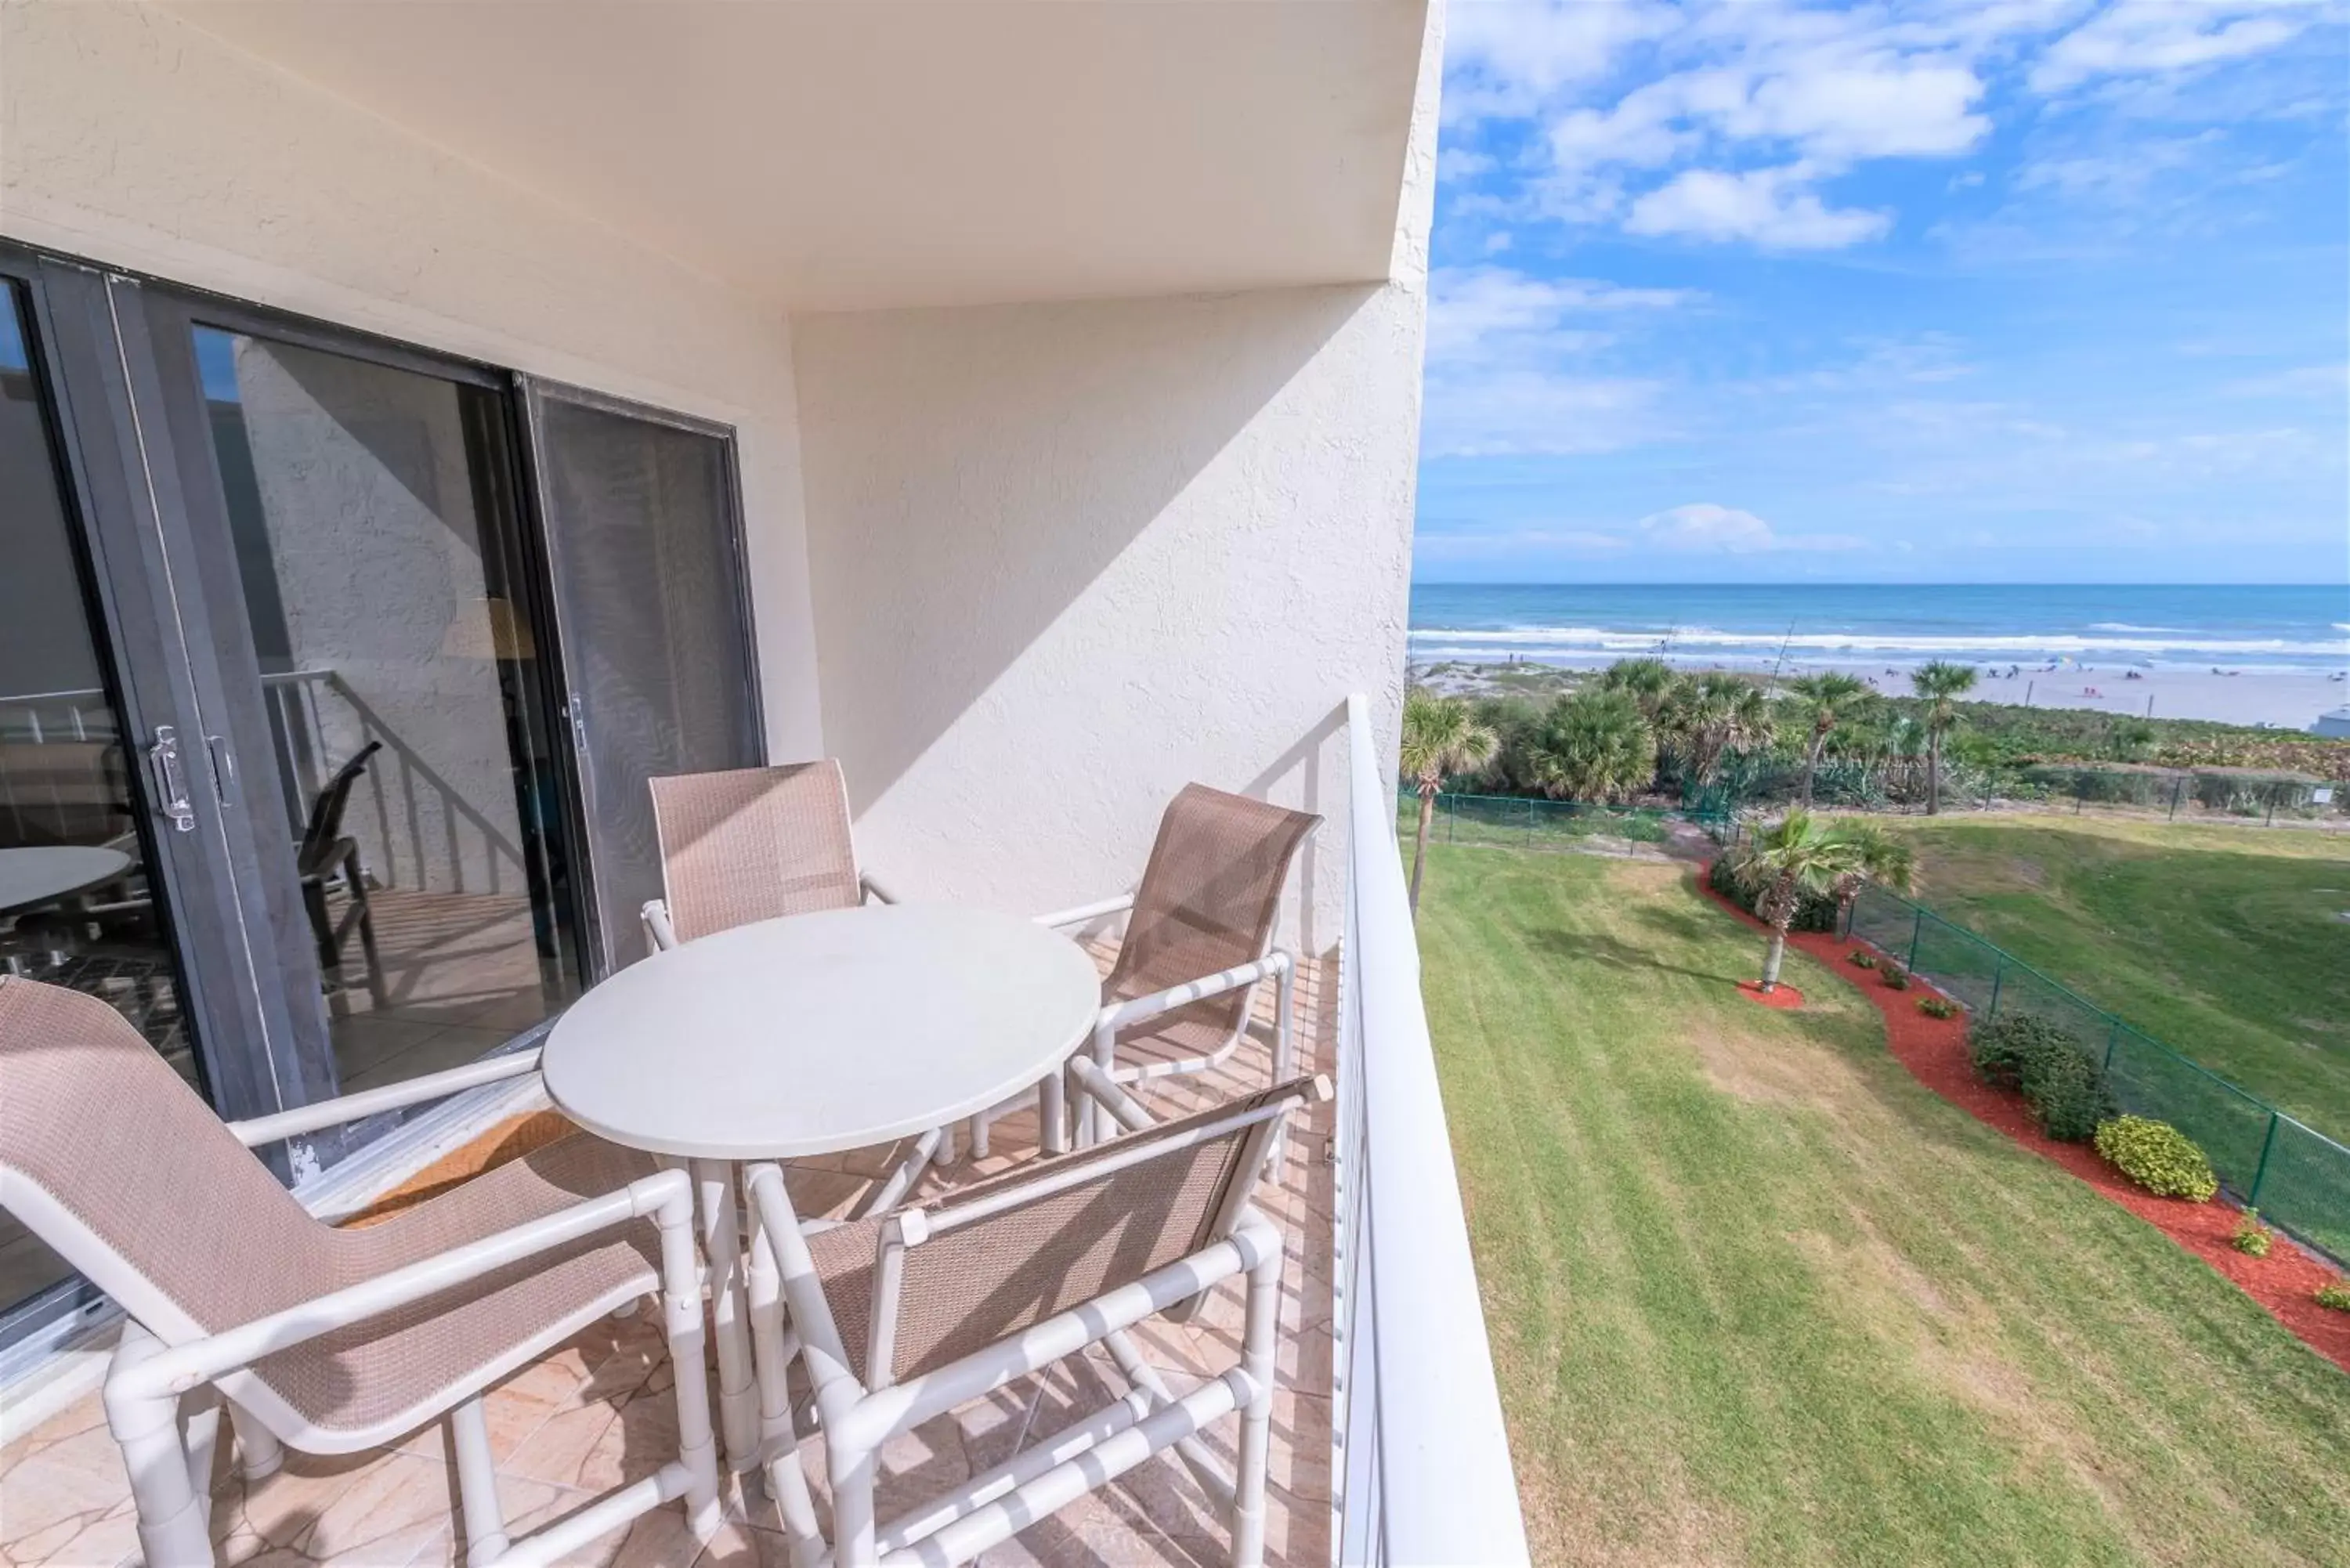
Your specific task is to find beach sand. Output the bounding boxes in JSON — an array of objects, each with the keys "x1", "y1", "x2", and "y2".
[{"x1": 1417, "y1": 656, "x2": 2349, "y2": 730}]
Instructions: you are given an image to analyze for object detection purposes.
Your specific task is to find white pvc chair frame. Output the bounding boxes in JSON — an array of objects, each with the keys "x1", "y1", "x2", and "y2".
[
  {"x1": 29, "y1": 1058, "x2": 725, "y2": 1568},
  {"x1": 740, "y1": 1072, "x2": 1324, "y2": 1567},
  {"x1": 965, "y1": 892, "x2": 1300, "y2": 1159}
]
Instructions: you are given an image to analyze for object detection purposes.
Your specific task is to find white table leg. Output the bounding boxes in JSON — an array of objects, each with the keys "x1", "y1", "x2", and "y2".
[{"x1": 695, "y1": 1159, "x2": 759, "y2": 1474}]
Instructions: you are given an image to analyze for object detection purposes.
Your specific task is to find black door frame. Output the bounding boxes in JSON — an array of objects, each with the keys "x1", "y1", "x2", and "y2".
[{"x1": 0, "y1": 236, "x2": 766, "y2": 1353}]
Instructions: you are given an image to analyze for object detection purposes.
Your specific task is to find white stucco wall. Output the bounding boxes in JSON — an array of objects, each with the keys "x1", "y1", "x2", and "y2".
[
  {"x1": 793, "y1": 279, "x2": 1423, "y2": 950},
  {"x1": 0, "y1": 0, "x2": 823, "y2": 759}
]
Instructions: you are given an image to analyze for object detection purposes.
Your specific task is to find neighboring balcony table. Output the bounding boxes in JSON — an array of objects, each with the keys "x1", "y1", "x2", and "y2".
[
  {"x1": 540, "y1": 902, "x2": 1102, "y2": 1494},
  {"x1": 0, "y1": 844, "x2": 133, "y2": 916}
]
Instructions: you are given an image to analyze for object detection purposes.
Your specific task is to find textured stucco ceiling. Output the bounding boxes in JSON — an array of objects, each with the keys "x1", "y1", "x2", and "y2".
[{"x1": 164, "y1": 0, "x2": 1427, "y2": 313}]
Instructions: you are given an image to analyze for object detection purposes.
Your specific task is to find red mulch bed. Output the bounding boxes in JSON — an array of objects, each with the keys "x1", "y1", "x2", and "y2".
[
  {"x1": 1697, "y1": 865, "x2": 2350, "y2": 1374},
  {"x1": 1737, "y1": 980, "x2": 1806, "y2": 1009}
]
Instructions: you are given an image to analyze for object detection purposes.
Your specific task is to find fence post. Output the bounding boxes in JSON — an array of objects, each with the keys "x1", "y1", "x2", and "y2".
[
  {"x1": 2101, "y1": 1018, "x2": 2120, "y2": 1075},
  {"x1": 2168, "y1": 776, "x2": 2183, "y2": 821},
  {"x1": 2250, "y1": 1111, "x2": 2280, "y2": 1208},
  {"x1": 1907, "y1": 907, "x2": 1924, "y2": 973},
  {"x1": 1987, "y1": 956, "x2": 2004, "y2": 1021},
  {"x1": 1526, "y1": 797, "x2": 1535, "y2": 846},
  {"x1": 1446, "y1": 793, "x2": 1454, "y2": 844}
]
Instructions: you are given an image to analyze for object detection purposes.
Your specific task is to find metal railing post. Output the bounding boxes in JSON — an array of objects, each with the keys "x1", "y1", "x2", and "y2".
[
  {"x1": 2251, "y1": 1111, "x2": 2280, "y2": 1207},
  {"x1": 1907, "y1": 907, "x2": 1924, "y2": 973}
]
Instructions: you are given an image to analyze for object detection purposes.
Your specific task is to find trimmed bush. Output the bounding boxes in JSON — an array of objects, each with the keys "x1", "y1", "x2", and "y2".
[
  {"x1": 1972, "y1": 1015, "x2": 2114, "y2": 1143},
  {"x1": 2094, "y1": 1116, "x2": 2218, "y2": 1201},
  {"x1": 1918, "y1": 995, "x2": 1960, "y2": 1020},
  {"x1": 1849, "y1": 950, "x2": 1878, "y2": 969},
  {"x1": 2316, "y1": 1281, "x2": 2350, "y2": 1313},
  {"x1": 1880, "y1": 964, "x2": 1911, "y2": 991},
  {"x1": 2232, "y1": 1209, "x2": 2273, "y2": 1257},
  {"x1": 1708, "y1": 858, "x2": 1838, "y2": 932}
]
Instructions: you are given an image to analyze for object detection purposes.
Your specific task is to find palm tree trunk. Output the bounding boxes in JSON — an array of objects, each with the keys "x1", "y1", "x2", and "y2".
[
  {"x1": 1800, "y1": 728, "x2": 1827, "y2": 806},
  {"x1": 1408, "y1": 786, "x2": 1437, "y2": 916},
  {"x1": 1761, "y1": 930, "x2": 1787, "y2": 992},
  {"x1": 1926, "y1": 732, "x2": 1943, "y2": 815}
]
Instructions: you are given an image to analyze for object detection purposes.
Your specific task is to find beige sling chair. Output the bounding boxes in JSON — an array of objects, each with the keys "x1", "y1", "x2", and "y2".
[
  {"x1": 638, "y1": 758, "x2": 944, "y2": 1219},
  {"x1": 640, "y1": 760, "x2": 896, "y2": 953},
  {"x1": 742, "y1": 1063, "x2": 1329, "y2": 1566},
  {"x1": 975, "y1": 783, "x2": 1322, "y2": 1157},
  {"x1": 0, "y1": 977, "x2": 722, "y2": 1568}
]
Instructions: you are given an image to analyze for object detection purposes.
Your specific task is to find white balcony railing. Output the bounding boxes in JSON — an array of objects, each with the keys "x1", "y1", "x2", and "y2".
[{"x1": 1332, "y1": 692, "x2": 1530, "y2": 1565}]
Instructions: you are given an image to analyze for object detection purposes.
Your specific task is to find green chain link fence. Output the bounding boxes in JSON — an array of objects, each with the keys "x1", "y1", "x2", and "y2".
[
  {"x1": 1396, "y1": 789, "x2": 1730, "y2": 854},
  {"x1": 1846, "y1": 882, "x2": 2350, "y2": 1263}
]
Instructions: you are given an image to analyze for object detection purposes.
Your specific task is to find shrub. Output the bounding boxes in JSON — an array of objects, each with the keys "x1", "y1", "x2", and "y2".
[
  {"x1": 1849, "y1": 950, "x2": 1878, "y2": 969},
  {"x1": 2232, "y1": 1209, "x2": 2273, "y2": 1257},
  {"x1": 1972, "y1": 1015, "x2": 2114, "y2": 1142},
  {"x1": 1879, "y1": 964, "x2": 1911, "y2": 991},
  {"x1": 1918, "y1": 995, "x2": 1960, "y2": 1019},
  {"x1": 2316, "y1": 1281, "x2": 2350, "y2": 1313},
  {"x1": 1708, "y1": 858, "x2": 1838, "y2": 932},
  {"x1": 2094, "y1": 1116, "x2": 2218, "y2": 1201}
]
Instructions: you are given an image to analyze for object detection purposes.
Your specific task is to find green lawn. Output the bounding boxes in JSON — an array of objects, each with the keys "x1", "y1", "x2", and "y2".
[
  {"x1": 1877, "y1": 815, "x2": 2350, "y2": 1141},
  {"x1": 1416, "y1": 843, "x2": 2350, "y2": 1566}
]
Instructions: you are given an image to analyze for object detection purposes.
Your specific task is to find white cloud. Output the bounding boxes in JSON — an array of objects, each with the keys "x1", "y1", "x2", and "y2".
[
  {"x1": 1442, "y1": 0, "x2": 2336, "y2": 249},
  {"x1": 2033, "y1": 1, "x2": 2324, "y2": 91},
  {"x1": 1427, "y1": 266, "x2": 1692, "y2": 367},
  {"x1": 1635, "y1": 502, "x2": 1869, "y2": 552},
  {"x1": 1625, "y1": 165, "x2": 1893, "y2": 247},
  {"x1": 1420, "y1": 369, "x2": 1674, "y2": 457},
  {"x1": 1415, "y1": 526, "x2": 1632, "y2": 559}
]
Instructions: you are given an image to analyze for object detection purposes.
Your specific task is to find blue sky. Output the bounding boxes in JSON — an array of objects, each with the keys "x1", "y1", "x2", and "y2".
[{"x1": 1417, "y1": 0, "x2": 2350, "y2": 584}]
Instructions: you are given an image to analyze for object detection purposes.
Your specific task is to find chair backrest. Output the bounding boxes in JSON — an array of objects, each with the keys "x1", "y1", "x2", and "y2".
[
  {"x1": 810, "y1": 1074, "x2": 1327, "y2": 1387},
  {"x1": 0, "y1": 977, "x2": 335, "y2": 1344},
  {"x1": 1104, "y1": 783, "x2": 1321, "y2": 1043},
  {"x1": 298, "y1": 739, "x2": 383, "y2": 871},
  {"x1": 648, "y1": 761, "x2": 861, "y2": 942}
]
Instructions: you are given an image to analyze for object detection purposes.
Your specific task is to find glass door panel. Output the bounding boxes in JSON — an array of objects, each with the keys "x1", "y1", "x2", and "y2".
[
  {"x1": 179, "y1": 326, "x2": 584, "y2": 1100},
  {"x1": 527, "y1": 386, "x2": 761, "y2": 971},
  {"x1": 0, "y1": 280, "x2": 200, "y2": 1320}
]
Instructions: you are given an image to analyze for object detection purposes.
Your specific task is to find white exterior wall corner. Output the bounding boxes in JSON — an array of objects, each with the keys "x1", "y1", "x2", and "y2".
[{"x1": 0, "y1": 0, "x2": 823, "y2": 758}]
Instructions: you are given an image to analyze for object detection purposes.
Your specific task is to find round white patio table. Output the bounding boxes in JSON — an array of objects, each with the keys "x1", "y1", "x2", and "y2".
[
  {"x1": 0, "y1": 845, "x2": 133, "y2": 915},
  {"x1": 540, "y1": 903, "x2": 1102, "y2": 1485}
]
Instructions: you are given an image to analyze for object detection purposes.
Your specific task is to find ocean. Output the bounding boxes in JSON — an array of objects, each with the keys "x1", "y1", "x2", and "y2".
[{"x1": 1408, "y1": 584, "x2": 2350, "y2": 677}]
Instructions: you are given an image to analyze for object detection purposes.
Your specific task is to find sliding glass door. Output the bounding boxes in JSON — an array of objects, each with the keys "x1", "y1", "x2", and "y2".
[{"x1": 0, "y1": 242, "x2": 761, "y2": 1353}]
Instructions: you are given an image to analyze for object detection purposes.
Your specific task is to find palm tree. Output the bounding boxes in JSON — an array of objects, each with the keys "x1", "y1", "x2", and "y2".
[
  {"x1": 1398, "y1": 688, "x2": 1498, "y2": 915},
  {"x1": 1786, "y1": 672, "x2": 1871, "y2": 807},
  {"x1": 1825, "y1": 818, "x2": 1915, "y2": 923},
  {"x1": 1661, "y1": 672, "x2": 1773, "y2": 788},
  {"x1": 1911, "y1": 660, "x2": 1979, "y2": 815},
  {"x1": 1599, "y1": 657, "x2": 1679, "y2": 721},
  {"x1": 1524, "y1": 688, "x2": 1655, "y2": 804},
  {"x1": 1727, "y1": 809, "x2": 1862, "y2": 993}
]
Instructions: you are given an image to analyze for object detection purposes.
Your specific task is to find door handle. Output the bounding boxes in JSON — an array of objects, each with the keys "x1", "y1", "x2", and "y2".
[{"x1": 148, "y1": 725, "x2": 197, "y2": 833}]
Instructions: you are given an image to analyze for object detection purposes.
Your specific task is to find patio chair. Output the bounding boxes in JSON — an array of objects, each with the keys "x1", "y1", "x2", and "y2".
[
  {"x1": 973, "y1": 782, "x2": 1320, "y2": 1155},
  {"x1": 742, "y1": 1067, "x2": 1330, "y2": 1567},
  {"x1": 640, "y1": 759, "x2": 895, "y2": 952},
  {"x1": 0, "y1": 977, "x2": 722, "y2": 1568},
  {"x1": 296, "y1": 739, "x2": 387, "y2": 1011}
]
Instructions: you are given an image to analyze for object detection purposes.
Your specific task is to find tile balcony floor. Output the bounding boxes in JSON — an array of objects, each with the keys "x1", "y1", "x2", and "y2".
[{"x1": 0, "y1": 952, "x2": 1339, "y2": 1568}]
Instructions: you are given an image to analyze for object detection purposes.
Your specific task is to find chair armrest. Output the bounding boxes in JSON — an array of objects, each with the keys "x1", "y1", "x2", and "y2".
[
  {"x1": 1065, "y1": 1057, "x2": 1158, "y2": 1133},
  {"x1": 642, "y1": 898, "x2": 679, "y2": 952},
  {"x1": 110, "y1": 1167, "x2": 692, "y2": 1400},
  {"x1": 1035, "y1": 893, "x2": 1134, "y2": 930},
  {"x1": 859, "y1": 873, "x2": 898, "y2": 905},
  {"x1": 1097, "y1": 951, "x2": 1291, "y2": 1034},
  {"x1": 226, "y1": 1049, "x2": 544, "y2": 1147}
]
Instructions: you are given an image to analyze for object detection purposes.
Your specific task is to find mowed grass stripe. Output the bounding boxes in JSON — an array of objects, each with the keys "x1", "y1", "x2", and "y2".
[{"x1": 1415, "y1": 844, "x2": 2350, "y2": 1566}]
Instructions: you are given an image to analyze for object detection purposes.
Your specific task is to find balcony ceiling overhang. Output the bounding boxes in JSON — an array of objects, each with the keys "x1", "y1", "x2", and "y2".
[{"x1": 164, "y1": 0, "x2": 1428, "y2": 314}]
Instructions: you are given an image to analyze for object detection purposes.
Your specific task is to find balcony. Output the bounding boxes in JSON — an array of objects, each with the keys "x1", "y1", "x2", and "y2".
[{"x1": 0, "y1": 699, "x2": 1528, "y2": 1565}]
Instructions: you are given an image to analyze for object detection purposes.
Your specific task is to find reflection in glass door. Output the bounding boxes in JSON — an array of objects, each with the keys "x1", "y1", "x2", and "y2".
[
  {"x1": 171, "y1": 324, "x2": 584, "y2": 1104},
  {"x1": 0, "y1": 282, "x2": 200, "y2": 1319}
]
